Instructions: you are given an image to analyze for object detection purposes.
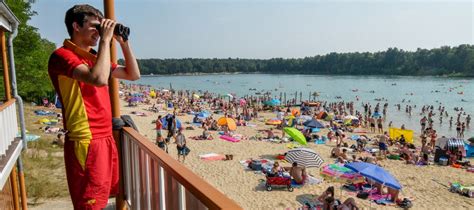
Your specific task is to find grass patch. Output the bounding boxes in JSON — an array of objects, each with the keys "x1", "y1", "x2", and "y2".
[{"x1": 20, "y1": 103, "x2": 69, "y2": 202}]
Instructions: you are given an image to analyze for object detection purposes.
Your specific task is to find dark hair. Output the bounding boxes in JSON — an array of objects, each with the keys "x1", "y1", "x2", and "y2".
[
  {"x1": 292, "y1": 162, "x2": 298, "y2": 167},
  {"x1": 326, "y1": 186, "x2": 335, "y2": 197},
  {"x1": 65, "y1": 4, "x2": 104, "y2": 37}
]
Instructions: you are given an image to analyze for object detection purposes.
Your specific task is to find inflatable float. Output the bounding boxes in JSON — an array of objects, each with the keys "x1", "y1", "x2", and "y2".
[
  {"x1": 220, "y1": 135, "x2": 240, "y2": 142},
  {"x1": 265, "y1": 119, "x2": 282, "y2": 125}
]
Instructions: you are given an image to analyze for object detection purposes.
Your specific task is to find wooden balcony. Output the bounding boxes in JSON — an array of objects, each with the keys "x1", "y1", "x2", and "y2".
[{"x1": 120, "y1": 127, "x2": 242, "y2": 210}]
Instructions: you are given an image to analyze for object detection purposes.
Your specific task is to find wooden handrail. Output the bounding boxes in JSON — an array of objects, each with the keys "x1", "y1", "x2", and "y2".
[
  {"x1": 0, "y1": 98, "x2": 15, "y2": 112},
  {"x1": 123, "y1": 127, "x2": 242, "y2": 210}
]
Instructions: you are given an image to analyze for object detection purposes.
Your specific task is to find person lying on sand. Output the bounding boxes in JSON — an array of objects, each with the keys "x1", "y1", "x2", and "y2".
[
  {"x1": 324, "y1": 196, "x2": 359, "y2": 210},
  {"x1": 331, "y1": 145, "x2": 342, "y2": 158}
]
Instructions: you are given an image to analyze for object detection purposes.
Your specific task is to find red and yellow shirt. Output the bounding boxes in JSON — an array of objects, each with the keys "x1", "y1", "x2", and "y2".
[{"x1": 48, "y1": 44, "x2": 117, "y2": 141}]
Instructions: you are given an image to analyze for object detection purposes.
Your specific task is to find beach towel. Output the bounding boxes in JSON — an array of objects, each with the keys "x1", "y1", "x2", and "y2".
[
  {"x1": 199, "y1": 153, "x2": 226, "y2": 161},
  {"x1": 296, "y1": 194, "x2": 323, "y2": 210},
  {"x1": 34, "y1": 110, "x2": 57, "y2": 116},
  {"x1": 190, "y1": 136, "x2": 214, "y2": 140}
]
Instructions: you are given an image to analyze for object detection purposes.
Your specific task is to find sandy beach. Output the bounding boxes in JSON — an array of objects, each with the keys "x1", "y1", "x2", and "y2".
[{"x1": 121, "y1": 99, "x2": 474, "y2": 210}]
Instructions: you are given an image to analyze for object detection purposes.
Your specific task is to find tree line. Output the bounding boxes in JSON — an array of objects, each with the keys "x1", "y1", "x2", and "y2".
[
  {"x1": 131, "y1": 45, "x2": 474, "y2": 77},
  {"x1": 1, "y1": 0, "x2": 473, "y2": 103}
]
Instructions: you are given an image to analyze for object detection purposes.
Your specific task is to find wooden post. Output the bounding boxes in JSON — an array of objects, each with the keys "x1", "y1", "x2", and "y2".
[
  {"x1": 103, "y1": 1, "x2": 125, "y2": 210},
  {"x1": 10, "y1": 166, "x2": 19, "y2": 210},
  {"x1": 1, "y1": 31, "x2": 11, "y2": 100}
]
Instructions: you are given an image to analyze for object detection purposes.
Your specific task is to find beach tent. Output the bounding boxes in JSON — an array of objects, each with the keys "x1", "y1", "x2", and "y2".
[
  {"x1": 196, "y1": 111, "x2": 210, "y2": 119},
  {"x1": 435, "y1": 137, "x2": 450, "y2": 148},
  {"x1": 263, "y1": 99, "x2": 281, "y2": 106},
  {"x1": 389, "y1": 127, "x2": 414, "y2": 144},
  {"x1": 283, "y1": 127, "x2": 307, "y2": 145},
  {"x1": 285, "y1": 148, "x2": 324, "y2": 168},
  {"x1": 345, "y1": 162, "x2": 402, "y2": 190},
  {"x1": 217, "y1": 117, "x2": 237, "y2": 131},
  {"x1": 317, "y1": 112, "x2": 328, "y2": 120},
  {"x1": 303, "y1": 119, "x2": 325, "y2": 128},
  {"x1": 161, "y1": 115, "x2": 182, "y2": 129},
  {"x1": 291, "y1": 109, "x2": 301, "y2": 116}
]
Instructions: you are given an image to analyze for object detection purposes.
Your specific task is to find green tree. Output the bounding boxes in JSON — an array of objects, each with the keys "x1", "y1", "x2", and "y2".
[{"x1": 0, "y1": 0, "x2": 56, "y2": 102}]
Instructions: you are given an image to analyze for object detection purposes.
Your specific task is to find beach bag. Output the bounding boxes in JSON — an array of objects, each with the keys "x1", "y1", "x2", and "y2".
[
  {"x1": 398, "y1": 198, "x2": 413, "y2": 208},
  {"x1": 183, "y1": 146, "x2": 191, "y2": 156},
  {"x1": 356, "y1": 191, "x2": 369, "y2": 199},
  {"x1": 121, "y1": 115, "x2": 139, "y2": 132},
  {"x1": 250, "y1": 160, "x2": 262, "y2": 171}
]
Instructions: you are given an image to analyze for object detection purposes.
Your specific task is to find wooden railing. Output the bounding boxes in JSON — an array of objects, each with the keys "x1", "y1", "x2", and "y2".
[
  {"x1": 0, "y1": 99, "x2": 17, "y2": 157},
  {"x1": 121, "y1": 127, "x2": 242, "y2": 210}
]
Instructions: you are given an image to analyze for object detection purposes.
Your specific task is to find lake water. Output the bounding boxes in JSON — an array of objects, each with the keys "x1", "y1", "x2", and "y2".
[{"x1": 131, "y1": 74, "x2": 473, "y2": 138}]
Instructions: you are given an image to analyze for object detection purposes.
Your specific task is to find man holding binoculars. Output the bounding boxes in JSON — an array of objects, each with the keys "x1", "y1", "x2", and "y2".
[{"x1": 48, "y1": 4, "x2": 140, "y2": 209}]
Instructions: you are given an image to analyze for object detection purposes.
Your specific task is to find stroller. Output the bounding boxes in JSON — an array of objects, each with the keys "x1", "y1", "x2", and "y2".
[{"x1": 264, "y1": 173, "x2": 293, "y2": 192}]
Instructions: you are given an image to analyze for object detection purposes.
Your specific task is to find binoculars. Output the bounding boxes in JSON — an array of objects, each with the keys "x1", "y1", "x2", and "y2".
[{"x1": 95, "y1": 23, "x2": 130, "y2": 41}]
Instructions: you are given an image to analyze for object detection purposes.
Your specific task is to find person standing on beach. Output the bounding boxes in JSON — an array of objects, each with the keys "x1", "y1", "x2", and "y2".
[
  {"x1": 377, "y1": 117, "x2": 383, "y2": 133},
  {"x1": 48, "y1": 4, "x2": 140, "y2": 209},
  {"x1": 176, "y1": 128, "x2": 188, "y2": 162},
  {"x1": 466, "y1": 115, "x2": 471, "y2": 127},
  {"x1": 155, "y1": 115, "x2": 166, "y2": 151},
  {"x1": 420, "y1": 116, "x2": 427, "y2": 133}
]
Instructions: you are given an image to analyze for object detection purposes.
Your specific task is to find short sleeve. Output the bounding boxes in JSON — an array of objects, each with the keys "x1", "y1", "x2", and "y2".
[
  {"x1": 48, "y1": 48, "x2": 85, "y2": 78},
  {"x1": 111, "y1": 63, "x2": 118, "y2": 71}
]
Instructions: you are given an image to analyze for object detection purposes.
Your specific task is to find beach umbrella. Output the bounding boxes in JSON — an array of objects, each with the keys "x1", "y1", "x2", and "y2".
[
  {"x1": 224, "y1": 93, "x2": 234, "y2": 99},
  {"x1": 283, "y1": 127, "x2": 307, "y2": 145},
  {"x1": 285, "y1": 148, "x2": 324, "y2": 168},
  {"x1": 372, "y1": 112, "x2": 383, "y2": 118},
  {"x1": 239, "y1": 98, "x2": 246, "y2": 106},
  {"x1": 320, "y1": 164, "x2": 365, "y2": 183},
  {"x1": 468, "y1": 137, "x2": 474, "y2": 144},
  {"x1": 217, "y1": 117, "x2": 237, "y2": 131},
  {"x1": 128, "y1": 96, "x2": 143, "y2": 103},
  {"x1": 161, "y1": 115, "x2": 182, "y2": 129},
  {"x1": 303, "y1": 119, "x2": 325, "y2": 128},
  {"x1": 192, "y1": 94, "x2": 200, "y2": 99},
  {"x1": 345, "y1": 162, "x2": 402, "y2": 190}
]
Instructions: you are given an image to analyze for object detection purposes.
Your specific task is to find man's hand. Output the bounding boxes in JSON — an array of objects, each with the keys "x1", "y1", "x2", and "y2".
[
  {"x1": 99, "y1": 19, "x2": 116, "y2": 43},
  {"x1": 114, "y1": 34, "x2": 127, "y2": 45}
]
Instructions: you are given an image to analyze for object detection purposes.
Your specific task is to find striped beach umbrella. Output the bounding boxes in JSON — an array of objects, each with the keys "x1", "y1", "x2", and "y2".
[{"x1": 285, "y1": 148, "x2": 324, "y2": 168}]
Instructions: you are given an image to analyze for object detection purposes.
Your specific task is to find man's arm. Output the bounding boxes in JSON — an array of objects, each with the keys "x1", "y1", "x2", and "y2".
[
  {"x1": 72, "y1": 19, "x2": 115, "y2": 86},
  {"x1": 112, "y1": 41, "x2": 140, "y2": 81}
]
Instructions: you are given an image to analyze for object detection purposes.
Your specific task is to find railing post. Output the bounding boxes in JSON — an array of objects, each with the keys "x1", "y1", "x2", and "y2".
[
  {"x1": 145, "y1": 155, "x2": 151, "y2": 209},
  {"x1": 159, "y1": 167, "x2": 166, "y2": 210},
  {"x1": 1, "y1": 30, "x2": 11, "y2": 100},
  {"x1": 178, "y1": 184, "x2": 186, "y2": 210},
  {"x1": 9, "y1": 165, "x2": 19, "y2": 210}
]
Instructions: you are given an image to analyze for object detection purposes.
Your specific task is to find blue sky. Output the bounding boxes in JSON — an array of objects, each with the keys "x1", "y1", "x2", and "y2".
[{"x1": 29, "y1": 0, "x2": 473, "y2": 59}]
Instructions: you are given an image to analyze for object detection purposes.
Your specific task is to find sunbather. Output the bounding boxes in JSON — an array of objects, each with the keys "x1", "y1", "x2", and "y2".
[{"x1": 287, "y1": 162, "x2": 307, "y2": 184}]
